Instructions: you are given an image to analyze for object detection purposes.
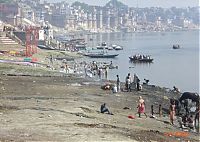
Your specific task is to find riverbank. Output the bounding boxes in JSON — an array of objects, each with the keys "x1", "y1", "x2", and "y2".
[
  {"x1": 0, "y1": 46, "x2": 199, "y2": 141},
  {"x1": 0, "y1": 66, "x2": 199, "y2": 141}
]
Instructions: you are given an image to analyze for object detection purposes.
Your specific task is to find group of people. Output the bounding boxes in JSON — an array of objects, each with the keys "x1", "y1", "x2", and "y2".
[
  {"x1": 124, "y1": 73, "x2": 142, "y2": 92},
  {"x1": 169, "y1": 99, "x2": 199, "y2": 132},
  {"x1": 131, "y1": 54, "x2": 151, "y2": 60},
  {"x1": 84, "y1": 61, "x2": 111, "y2": 79},
  {"x1": 110, "y1": 73, "x2": 144, "y2": 93}
]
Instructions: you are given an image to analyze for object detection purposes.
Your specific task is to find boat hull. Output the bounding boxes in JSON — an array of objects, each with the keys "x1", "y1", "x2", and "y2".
[
  {"x1": 173, "y1": 45, "x2": 180, "y2": 49},
  {"x1": 129, "y1": 57, "x2": 153, "y2": 62},
  {"x1": 87, "y1": 54, "x2": 119, "y2": 58}
]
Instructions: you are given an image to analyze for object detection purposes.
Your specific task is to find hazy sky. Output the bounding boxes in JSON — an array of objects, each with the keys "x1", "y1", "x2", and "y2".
[{"x1": 46, "y1": 0, "x2": 199, "y2": 8}]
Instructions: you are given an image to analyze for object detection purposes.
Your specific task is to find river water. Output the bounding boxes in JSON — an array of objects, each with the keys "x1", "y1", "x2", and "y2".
[{"x1": 82, "y1": 30, "x2": 199, "y2": 93}]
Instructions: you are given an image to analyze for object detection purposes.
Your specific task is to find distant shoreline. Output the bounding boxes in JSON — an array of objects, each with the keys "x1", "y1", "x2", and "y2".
[{"x1": 55, "y1": 28, "x2": 199, "y2": 36}]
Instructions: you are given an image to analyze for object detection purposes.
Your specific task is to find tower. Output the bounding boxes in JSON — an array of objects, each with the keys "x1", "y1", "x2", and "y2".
[
  {"x1": 107, "y1": 10, "x2": 110, "y2": 29},
  {"x1": 99, "y1": 10, "x2": 103, "y2": 30},
  {"x1": 92, "y1": 8, "x2": 97, "y2": 31}
]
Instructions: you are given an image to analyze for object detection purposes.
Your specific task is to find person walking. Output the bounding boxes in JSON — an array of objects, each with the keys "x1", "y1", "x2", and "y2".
[
  {"x1": 116, "y1": 75, "x2": 120, "y2": 92},
  {"x1": 137, "y1": 96, "x2": 147, "y2": 118},
  {"x1": 169, "y1": 100, "x2": 176, "y2": 125}
]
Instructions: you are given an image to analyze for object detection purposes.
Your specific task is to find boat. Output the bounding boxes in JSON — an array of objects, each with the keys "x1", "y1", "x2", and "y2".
[
  {"x1": 75, "y1": 44, "x2": 86, "y2": 50},
  {"x1": 55, "y1": 57, "x2": 74, "y2": 61},
  {"x1": 38, "y1": 45, "x2": 56, "y2": 50},
  {"x1": 114, "y1": 45, "x2": 123, "y2": 50},
  {"x1": 96, "y1": 45, "x2": 104, "y2": 49},
  {"x1": 96, "y1": 42, "x2": 108, "y2": 49},
  {"x1": 86, "y1": 53, "x2": 119, "y2": 58},
  {"x1": 173, "y1": 44, "x2": 180, "y2": 49},
  {"x1": 129, "y1": 55, "x2": 153, "y2": 62},
  {"x1": 111, "y1": 44, "x2": 123, "y2": 50},
  {"x1": 107, "y1": 46, "x2": 114, "y2": 50}
]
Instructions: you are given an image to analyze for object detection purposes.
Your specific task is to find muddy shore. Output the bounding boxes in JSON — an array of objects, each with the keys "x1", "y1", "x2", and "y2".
[
  {"x1": 0, "y1": 72, "x2": 199, "y2": 141},
  {"x1": 0, "y1": 49, "x2": 199, "y2": 141}
]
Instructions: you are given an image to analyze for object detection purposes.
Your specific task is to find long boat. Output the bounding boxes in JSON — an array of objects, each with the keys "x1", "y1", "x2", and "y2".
[
  {"x1": 129, "y1": 57, "x2": 153, "y2": 62},
  {"x1": 173, "y1": 44, "x2": 180, "y2": 49},
  {"x1": 87, "y1": 53, "x2": 119, "y2": 58},
  {"x1": 38, "y1": 45, "x2": 56, "y2": 50}
]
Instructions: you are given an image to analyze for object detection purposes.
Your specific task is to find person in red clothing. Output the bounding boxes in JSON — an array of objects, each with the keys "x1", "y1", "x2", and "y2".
[{"x1": 137, "y1": 96, "x2": 147, "y2": 118}]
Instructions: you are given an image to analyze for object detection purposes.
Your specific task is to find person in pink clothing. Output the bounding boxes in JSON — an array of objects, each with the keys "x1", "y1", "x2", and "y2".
[
  {"x1": 169, "y1": 100, "x2": 176, "y2": 125},
  {"x1": 137, "y1": 96, "x2": 147, "y2": 118}
]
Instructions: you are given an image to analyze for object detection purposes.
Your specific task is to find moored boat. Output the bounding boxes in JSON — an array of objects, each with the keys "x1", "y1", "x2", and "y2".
[
  {"x1": 75, "y1": 44, "x2": 86, "y2": 50},
  {"x1": 38, "y1": 45, "x2": 56, "y2": 50},
  {"x1": 107, "y1": 46, "x2": 114, "y2": 50},
  {"x1": 111, "y1": 44, "x2": 123, "y2": 50},
  {"x1": 173, "y1": 44, "x2": 180, "y2": 49},
  {"x1": 96, "y1": 42, "x2": 108, "y2": 49},
  {"x1": 87, "y1": 53, "x2": 119, "y2": 58},
  {"x1": 114, "y1": 45, "x2": 123, "y2": 50}
]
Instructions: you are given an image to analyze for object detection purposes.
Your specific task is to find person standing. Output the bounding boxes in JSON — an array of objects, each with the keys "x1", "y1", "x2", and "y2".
[
  {"x1": 116, "y1": 75, "x2": 120, "y2": 92},
  {"x1": 133, "y1": 73, "x2": 137, "y2": 89},
  {"x1": 136, "y1": 78, "x2": 141, "y2": 91},
  {"x1": 169, "y1": 100, "x2": 176, "y2": 125},
  {"x1": 65, "y1": 63, "x2": 68, "y2": 73},
  {"x1": 105, "y1": 67, "x2": 108, "y2": 79},
  {"x1": 49, "y1": 54, "x2": 53, "y2": 65},
  {"x1": 137, "y1": 96, "x2": 147, "y2": 118},
  {"x1": 194, "y1": 105, "x2": 199, "y2": 132},
  {"x1": 127, "y1": 76, "x2": 131, "y2": 92}
]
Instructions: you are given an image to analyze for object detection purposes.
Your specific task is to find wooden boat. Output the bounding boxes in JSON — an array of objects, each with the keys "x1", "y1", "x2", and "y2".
[
  {"x1": 55, "y1": 57, "x2": 74, "y2": 61},
  {"x1": 75, "y1": 44, "x2": 86, "y2": 50},
  {"x1": 107, "y1": 46, "x2": 114, "y2": 50},
  {"x1": 87, "y1": 53, "x2": 119, "y2": 58},
  {"x1": 114, "y1": 45, "x2": 123, "y2": 50},
  {"x1": 111, "y1": 44, "x2": 123, "y2": 50},
  {"x1": 38, "y1": 45, "x2": 56, "y2": 50},
  {"x1": 96, "y1": 42, "x2": 108, "y2": 49},
  {"x1": 173, "y1": 44, "x2": 180, "y2": 49},
  {"x1": 96, "y1": 45, "x2": 104, "y2": 49},
  {"x1": 129, "y1": 56, "x2": 153, "y2": 62}
]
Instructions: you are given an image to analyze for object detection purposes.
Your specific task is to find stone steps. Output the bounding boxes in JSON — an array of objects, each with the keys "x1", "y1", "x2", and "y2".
[{"x1": 0, "y1": 36, "x2": 19, "y2": 45}]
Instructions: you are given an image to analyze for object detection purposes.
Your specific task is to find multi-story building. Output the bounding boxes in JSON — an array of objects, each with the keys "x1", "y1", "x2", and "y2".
[{"x1": 0, "y1": 2, "x2": 19, "y2": 25}]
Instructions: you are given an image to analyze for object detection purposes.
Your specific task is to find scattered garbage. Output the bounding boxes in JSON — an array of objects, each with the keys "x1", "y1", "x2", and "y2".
[
  {"x1": 123, "y1": 107, "x2": 131, "y2": 110},
  {"x1": 71, "y1": 83, "x2": 82, "y2": 87},
  {"x1": 163, "y1": 96, "x2": 169, "y2": 100},
  {"x1": 128, "y1": 115, "x2": 135, "y2": 119},
  {"x1": 101, "y1": 83, "x2": 113, "y2": 90}
]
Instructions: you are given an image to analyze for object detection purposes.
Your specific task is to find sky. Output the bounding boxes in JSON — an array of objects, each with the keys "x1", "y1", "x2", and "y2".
[{"x1": 46, "y1": 0, "x2": 199, "y2": 8}]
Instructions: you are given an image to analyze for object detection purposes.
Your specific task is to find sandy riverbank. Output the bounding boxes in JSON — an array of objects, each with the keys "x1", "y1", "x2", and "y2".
[
  {"x1": 0, "y1": 73, "x2": 199, "y2": 141},
  {"x1": 0, "y1": 46, "x2": 199, "y2": 141}
]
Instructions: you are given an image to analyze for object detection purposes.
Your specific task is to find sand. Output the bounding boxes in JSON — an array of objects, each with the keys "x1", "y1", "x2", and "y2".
[
  {"x1": 0, "y1": 75, "x2": 199, "y2": 142},
  {"x1": 0, "y1": 47, "x2": 199, "y2": 141}
]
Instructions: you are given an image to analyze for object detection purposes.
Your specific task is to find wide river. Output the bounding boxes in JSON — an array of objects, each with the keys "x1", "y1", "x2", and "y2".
[{"x1": 82, "y1": 30, "x2": 199, "y2": 93}]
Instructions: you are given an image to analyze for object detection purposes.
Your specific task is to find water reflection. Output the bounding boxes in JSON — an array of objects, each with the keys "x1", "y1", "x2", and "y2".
[{"x1": 129, "y1": 61, "x2": 153, "y2": 67}]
